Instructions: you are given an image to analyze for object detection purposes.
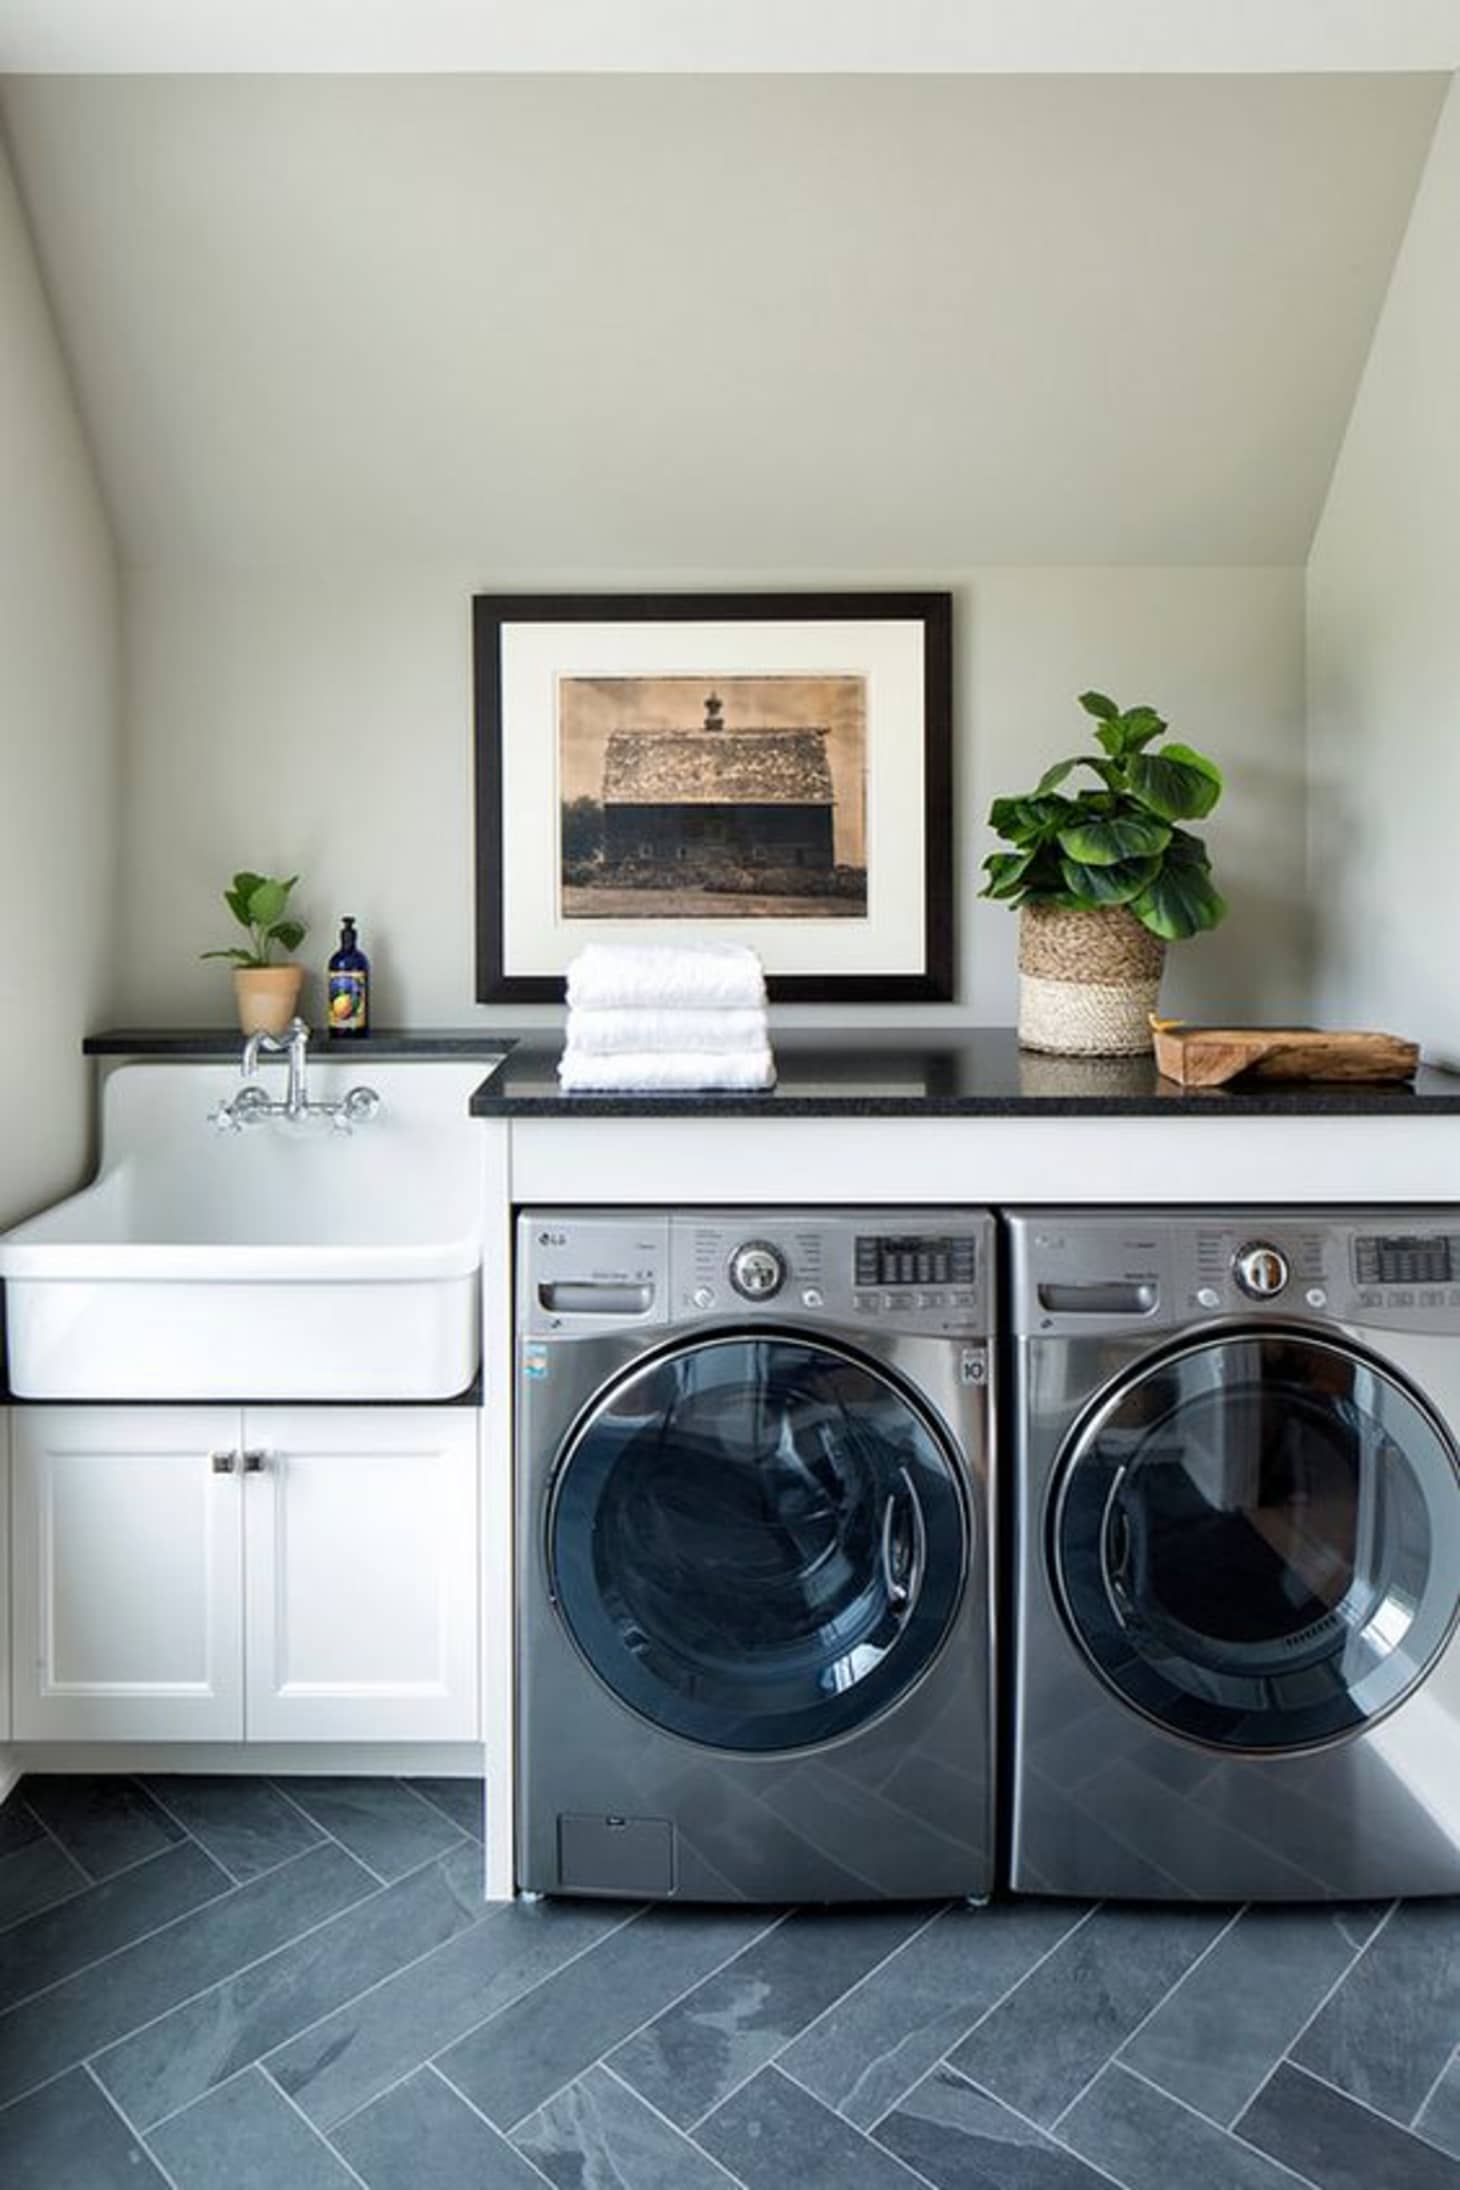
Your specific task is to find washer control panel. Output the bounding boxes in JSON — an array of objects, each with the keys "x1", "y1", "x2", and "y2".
[{"x1": 676, "y1": 1215, "x2": 987, "y2": 1335}]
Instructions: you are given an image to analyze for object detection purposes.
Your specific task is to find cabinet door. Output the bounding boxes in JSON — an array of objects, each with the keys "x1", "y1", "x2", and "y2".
[
  {"x1": 12, "y1": 1406, "x2": 244, "y2": 1740},
  {"x1": 243, "y1": 1408, "x2": 479, "y2": 1741}
]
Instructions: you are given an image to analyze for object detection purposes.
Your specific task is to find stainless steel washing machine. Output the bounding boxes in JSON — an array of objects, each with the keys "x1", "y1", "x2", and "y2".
[
  {"x1": 516, "y1": 1209, "x2": 995, "y2": 1901},
  {"x1": 1007, "y1": 1208, "x2": 1460, "y2": 1900}
]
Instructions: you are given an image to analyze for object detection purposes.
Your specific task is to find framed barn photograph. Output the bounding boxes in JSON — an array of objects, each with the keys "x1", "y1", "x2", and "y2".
[{"x1": 473, "y1": 591, "x2": 953, "y2": 1002}]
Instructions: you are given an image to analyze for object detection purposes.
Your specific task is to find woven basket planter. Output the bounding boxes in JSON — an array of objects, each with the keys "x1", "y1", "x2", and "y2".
[{"x1": 1017, "y1": 904, "x2": 1165, "y2": 1056}]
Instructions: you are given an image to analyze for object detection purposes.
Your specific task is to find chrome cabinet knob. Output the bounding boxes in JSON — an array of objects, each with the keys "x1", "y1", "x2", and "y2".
[
  {"x1": 210, "y1": 1449, "x2": 237, "y2": 1474},
  {"x1": 241, "y1": 1449, "x2": 269, "y2": 1473},
  {"x1": 1233, "y1": 1242, "x2": 1290, "y2": 1298},
  {"x1": 729, "y1": 1241, "x2": 787, "y2": 1301}
]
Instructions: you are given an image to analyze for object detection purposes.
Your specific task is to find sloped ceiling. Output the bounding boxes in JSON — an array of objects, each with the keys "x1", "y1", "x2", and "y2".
[{"x1": 2, "y1": 72, "x2": 1447, "y2": 567}]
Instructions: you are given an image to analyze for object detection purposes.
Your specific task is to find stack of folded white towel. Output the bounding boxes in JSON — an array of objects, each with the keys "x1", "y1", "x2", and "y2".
[{"x1": 559, "y1": 943, "x2": 775, "y2": 1092}]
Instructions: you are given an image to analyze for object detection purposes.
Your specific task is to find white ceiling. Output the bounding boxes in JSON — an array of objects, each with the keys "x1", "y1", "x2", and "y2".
[
  {"x1": 2, "y1": 1, "x2": 1460, "y2": 74},
  {"x1": 3, "y1": 72, "x2": 1445, "y2": 568}
]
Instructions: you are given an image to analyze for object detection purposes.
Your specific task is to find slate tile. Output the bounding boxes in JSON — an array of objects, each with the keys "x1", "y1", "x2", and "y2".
[
  {"x1": 1063, "y1": 2064, "x2": 1309, "y2": 2189},
  {"x1": 1121, "y1": 1902, "x2": 1387, "y2": 2125},
  {"x1": 149, "y1": 2065, "x2": 358, "y2": 2188},
  {"x1": 698, "y1": 2065, "x2": 920, "y2": 2189},
  {"x1": 142, "y1": 1776, "x2": 324, "y2": 1883},
  {"x1": 1294, "y1": 1900, "x2": 1460, "y2": 2120},
  {"x1": 875, "y1": 2063, "x2": 1116, "y2": 2189},
  {"x1": 0, "y1": 2064, "x2": 170, "y2": 2189},
  {"x1": 437, "y1": 1903, "x2": 781, "y2": 2132},
  {"x1": 20, "y1": 1776, "x2": 187, "y2": 1880},
  {"x1": 338, "y1": 2064, "x2": 551, "y2": 2189},
  {"x1": 269, "y1": 1895, "x2": 633, "y2": 2132},
  {"x1": 0, "y1": 1798, "x2": 44, "y2": 1860},
  {"x1": 406, "y1": 1777, "x2": 485, "y2": 1841},
  {"x1": 0, "y1": 1841, "x2": 374, "y2": 2108},
  {"x1": 1417, "y1": 2050, "x2": 1460, "y2": 2161},
  {"x1": 513, "y1": 2062, "x2": 737, "y2": 2189},
  {"x1": 1239, "y1": 2061, "x2": 1460, "y2": 2190},
  {"x1": 608, "y1": 1903, "x2": 932, "y2": 2129},
  {"x1": 0, "y1": 1839, "x2": 230, "y2": 2015},
  {"x1": 93, "y1": 1837, "x2": 486, "y2": 2130},
  {"x1": 946, "y1": 1903, "x2": 1233, "y2": 2127},
  {"x1": 781, "y1": 1899, "x2": 1089, "y2": 2127},
  {"x1": 0, "y1": 1834, "x2": 90, "y2": 1932},
  {"x1": 275, "y1": 1777, "x2": 464, "y2": 1881}
]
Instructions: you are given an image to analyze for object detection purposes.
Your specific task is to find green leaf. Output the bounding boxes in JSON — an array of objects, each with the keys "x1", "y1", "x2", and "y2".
[
  {"x1": 981, "y1": 848, "x2": 1039, "y2": 900},
  {"x1": 246, "y1": 877, "x2": 291, "y2": 928},
  {"x1": 1119, "y1": 705, "x2": 1167, "y2": 749},
  {"x1": 1057, "y1": 852, "x2": 1162, "y2": 907},
  {"x1": 1056, "y1": 813, "x2": 1171, "y2": 867},
  {"x1": 1034, "y1": 758, "x2": 1081, "y2": 796},
  {"x1": 1125, "y1": 742, "x2": 1222, "y2": 821},
  {"x1": 200, "y1": 947, "x2": 260, "y2": 965},
  {"x1": 1131, "y1": 861, "x2": 1228, "y2": 940},
  {"x1": 1078, "y1": 690, "x2": 1119, "y2": 721},
  {"x1": 268, "y1": 919, "x2": 306, "y2": 955},
  {"x1": 988, "y1": 793, "x2": 1073, "y2": 846},
  {"x1": 1164, "y1": 826, "x2": 1211, "y2": 868}
]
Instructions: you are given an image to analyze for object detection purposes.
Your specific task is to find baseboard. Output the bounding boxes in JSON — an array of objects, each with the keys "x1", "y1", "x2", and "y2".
[{"x1": 2, "y1": 1740, "x2": 485, "y2": 1779}]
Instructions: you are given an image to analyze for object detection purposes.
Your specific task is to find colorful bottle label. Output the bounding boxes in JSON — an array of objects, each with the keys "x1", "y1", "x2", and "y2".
[{"x1": 328, "y1": 971, "x2": 367, "y2": 1033}]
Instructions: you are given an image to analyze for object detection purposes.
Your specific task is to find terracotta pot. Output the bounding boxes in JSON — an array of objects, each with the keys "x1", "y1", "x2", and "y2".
[
  {"x1": 233, "y1": 965, "x2": 304, "y2": 1037},
  {"x1": 1017, "y1": 904, "x2": 1165, "y2": 1056}
]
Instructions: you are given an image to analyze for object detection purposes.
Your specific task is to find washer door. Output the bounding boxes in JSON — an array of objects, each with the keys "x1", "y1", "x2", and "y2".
[
  {"x1": 1053, "y1": 1328, "x2": 1460, "y2": 1752},
  {"x1": 548, "y1": 1332, "x2": 968, "y2": 1752}
]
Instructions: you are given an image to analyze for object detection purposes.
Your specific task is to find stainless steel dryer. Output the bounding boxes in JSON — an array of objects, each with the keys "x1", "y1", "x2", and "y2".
[
  {"x1": 517, "y1": 1209, "x2": 995, "y2": 1901},
  {"x1": 1007, "y1": 1208, "x2": 1460, "y2": 1900}
]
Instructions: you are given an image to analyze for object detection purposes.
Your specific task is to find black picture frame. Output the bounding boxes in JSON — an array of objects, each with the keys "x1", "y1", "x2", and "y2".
[{"x1": 472, "y1": 590, "x2": 953, "y2": 1004}]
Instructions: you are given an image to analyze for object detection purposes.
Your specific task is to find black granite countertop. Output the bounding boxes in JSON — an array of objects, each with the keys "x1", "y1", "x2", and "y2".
[
  {"x1": 467, "y1": 1027, "x2": 1460, "y2": 1117},
  {"x1": 84, "y1": 1028, "x2": 517, "y2": 1059}
]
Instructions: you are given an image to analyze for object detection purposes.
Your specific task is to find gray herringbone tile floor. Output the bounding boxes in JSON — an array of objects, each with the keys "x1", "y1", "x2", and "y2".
[{"x1": 1, "y1": 1776, "x2": 1458, "y2": 2188}]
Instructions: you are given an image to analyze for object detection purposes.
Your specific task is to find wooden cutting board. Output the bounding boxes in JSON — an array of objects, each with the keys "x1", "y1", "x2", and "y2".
[{"x1": 1151, "y1": 1018, "x2": 1419, "y2": 1088}]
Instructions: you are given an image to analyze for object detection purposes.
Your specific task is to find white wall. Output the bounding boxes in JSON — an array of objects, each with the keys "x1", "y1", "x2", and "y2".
[
  {"x1": 0, "y1": 127, "x2": 118, "y2": 1224},
  {"x1": 119, "y1": 561, "x2": 1307, "y2": 1029},
  {"x1": 1308, "y1": 75, "x2": 1460, "y2": 1064}
]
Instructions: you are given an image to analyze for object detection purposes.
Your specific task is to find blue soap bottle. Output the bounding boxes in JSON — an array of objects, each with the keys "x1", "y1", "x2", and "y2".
[{"x1": 327, "y1": 917, "x2": 370, "y2": 1037}]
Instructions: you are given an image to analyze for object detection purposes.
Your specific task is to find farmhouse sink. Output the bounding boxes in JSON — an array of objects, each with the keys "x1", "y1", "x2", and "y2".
[{"x1": 0, "y1": 1060, "x2": 495, "y2": 1400}]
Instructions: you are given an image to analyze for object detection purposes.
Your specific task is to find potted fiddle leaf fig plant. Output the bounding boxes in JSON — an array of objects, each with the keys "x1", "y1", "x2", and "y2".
[
  {"x1": 201, "y1": 870, "x2": 308, "y2": 1036},
  {"x1": 981, "y1": 692, "x2": 1226, "y2": 1055}
]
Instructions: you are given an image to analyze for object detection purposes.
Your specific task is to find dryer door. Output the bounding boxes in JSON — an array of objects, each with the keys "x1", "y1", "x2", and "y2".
[
  {"x1": 548, "y1": 1332, "x2": 968, "y2": 1753},
  {"x1": 1053, "y1": 1327, "x2": 1460, "y2": 1752}
]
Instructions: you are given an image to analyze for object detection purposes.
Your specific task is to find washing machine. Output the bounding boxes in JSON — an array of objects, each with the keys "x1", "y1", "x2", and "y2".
[
  {"x1": 516, "y1": 1209, "x2": 995, "y2": 1901},
  {"x1": 1006, "y1": 1208, "x2": 1460, "y2": 1900}
]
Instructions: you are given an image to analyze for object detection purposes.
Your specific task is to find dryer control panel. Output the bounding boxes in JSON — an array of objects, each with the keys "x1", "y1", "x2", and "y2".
[{"x1": 1008, "y1": 1209, "x2": 1460, "y2": 1336}]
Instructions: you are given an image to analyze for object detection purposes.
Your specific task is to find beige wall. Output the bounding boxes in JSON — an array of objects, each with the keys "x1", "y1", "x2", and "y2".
[
  {"x1": 1308, "y1": 75, "x2": 1460, "y2": 1064},
  {"x1": 0, "y1": 127, "x2": 118, "y2": 1224},
  {"x1": 119, "y1": 561, "x2": 1308, "y2": 1029}
]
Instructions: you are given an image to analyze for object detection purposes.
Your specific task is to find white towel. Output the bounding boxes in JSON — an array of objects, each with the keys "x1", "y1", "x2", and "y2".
[
  {"x1": 565, "y1": 1005, "x2": 769, "y2": 1056},
  {"x1": 565, "y1": 942, "x2": 767, "y2": 1011},
  {"x1": 558, "y1": 1048, "x2": 776, "y2": 1092}
]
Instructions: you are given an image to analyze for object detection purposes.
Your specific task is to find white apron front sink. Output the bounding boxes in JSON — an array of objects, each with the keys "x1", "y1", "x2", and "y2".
[{"x1": 0, "y1": 1060, "x2": 494, "y2": 1400}]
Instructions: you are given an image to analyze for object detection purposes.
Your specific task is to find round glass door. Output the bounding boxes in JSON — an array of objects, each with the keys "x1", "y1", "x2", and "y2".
[
  {"x1": 548, "y1": 1333, "x2": 968, "y2": 1752},
  {"x1": 1053, "y1": 1329, "x2": 1460, "y2": 1752}
]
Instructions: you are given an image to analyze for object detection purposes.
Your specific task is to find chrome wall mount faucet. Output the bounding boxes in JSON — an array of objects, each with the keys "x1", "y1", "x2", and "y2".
[{"x1": 210, "y1": 1017, "x2": 381, "y2": 1134}]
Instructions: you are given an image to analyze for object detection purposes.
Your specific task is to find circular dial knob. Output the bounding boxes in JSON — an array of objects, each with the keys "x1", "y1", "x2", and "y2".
[
  {"x1": 1233, "y1": 1241, "x2": 1290, "y2": 1299},
  {"x1": 729, "y1": 1241, "x2": 787, "y2": 1301}
]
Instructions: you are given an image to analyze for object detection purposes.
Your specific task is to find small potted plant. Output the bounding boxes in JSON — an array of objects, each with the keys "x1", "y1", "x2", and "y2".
[
  {"x1": 202, "y1": 870, "x2": 308, "y2": 1036},
  {"x1": 981, "y1": 693, "x2": 1226, "y2": 1055}
]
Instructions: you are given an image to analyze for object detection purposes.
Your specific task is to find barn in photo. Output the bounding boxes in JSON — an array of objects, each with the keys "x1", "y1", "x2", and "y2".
[{"x1": 601, "y1": 692, "x2": 836, "y2": 869}]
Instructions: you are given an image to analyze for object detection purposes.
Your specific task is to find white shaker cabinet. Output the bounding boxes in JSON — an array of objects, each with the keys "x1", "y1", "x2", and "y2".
[
  {"x1": 0, "y1": 1412, "x2": 11, "y2": 1743},
  {"x1": 243, "y1": 1407, "x2": 479, "y2": 1741},
  {"x1": 12, "y1": 1407, "x2": 244, "y2": 1740},
  {"x1": 11, "y1": 1405, "x2": 479, "y2": 1744}
]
